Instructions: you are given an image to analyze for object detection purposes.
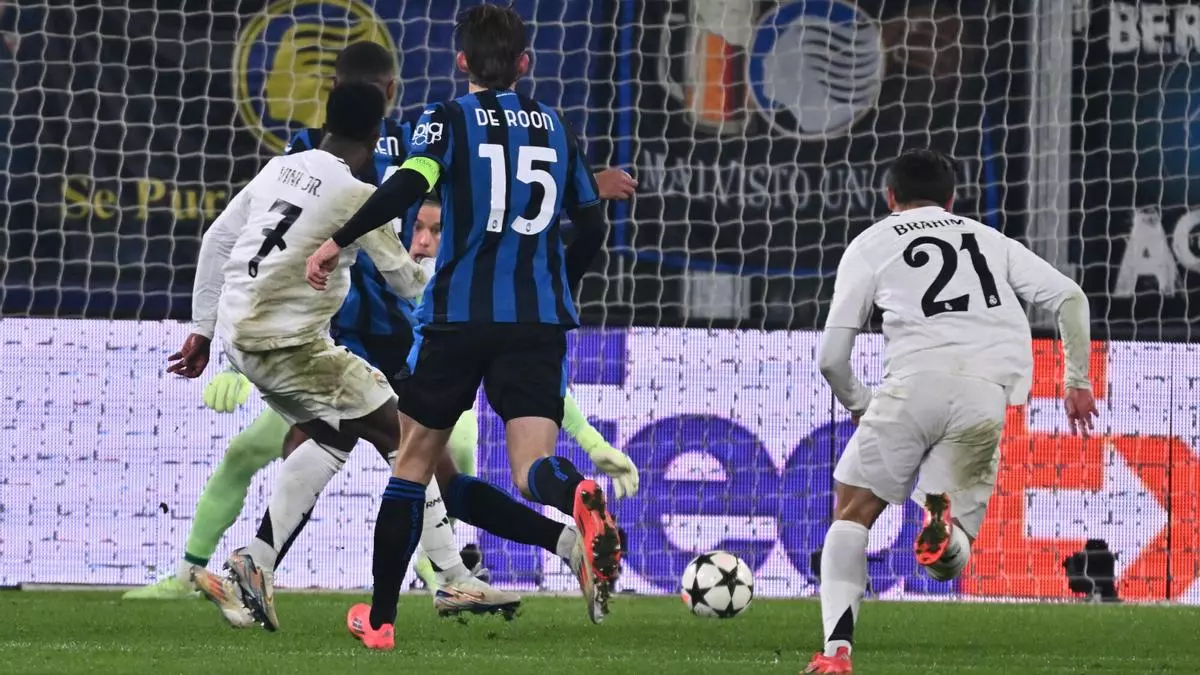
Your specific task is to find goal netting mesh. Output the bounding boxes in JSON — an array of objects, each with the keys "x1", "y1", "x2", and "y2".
[{"x1": 1, "y1": 0, "x2": 1197, "y2": 603}]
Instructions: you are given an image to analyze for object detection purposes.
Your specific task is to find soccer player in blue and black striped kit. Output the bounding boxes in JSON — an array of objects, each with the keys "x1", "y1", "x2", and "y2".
[
  {"x1": 149, "y1": 40, "x2": 637, "y2": 633},
  {"x1": 307, "y1": 6, "x2": 621, "y2": 649}
]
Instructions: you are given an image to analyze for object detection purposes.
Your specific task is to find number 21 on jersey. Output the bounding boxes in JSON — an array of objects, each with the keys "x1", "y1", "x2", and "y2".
[
  {"x1": 478, "y1": 143, "x2": 557, "y2": 235},
  {"x1": 904, "y1": 233, "x2": 1002, "y2": 317}
]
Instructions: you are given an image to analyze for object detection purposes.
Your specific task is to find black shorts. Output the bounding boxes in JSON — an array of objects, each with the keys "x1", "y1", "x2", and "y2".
[{"x1": 396, "y1": 323, "x2": 567, "y2": 429}]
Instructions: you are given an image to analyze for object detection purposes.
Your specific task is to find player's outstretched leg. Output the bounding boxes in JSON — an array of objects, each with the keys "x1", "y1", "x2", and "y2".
[
  {"x1": 124, "y1": 409, "x2": 289, "y2": 600},
  {"x1": 211, "y1": 438, "x2": 347, "y2": 631},
  {"x1": 421, "y1": 477, "x2": 522, "y2": 619},
  {"x1": 442, "y1": 468, "x2": 597, "y2": 618},
  {"x1": 511, "y1": 420, "x2": 621, "y2": 623}
]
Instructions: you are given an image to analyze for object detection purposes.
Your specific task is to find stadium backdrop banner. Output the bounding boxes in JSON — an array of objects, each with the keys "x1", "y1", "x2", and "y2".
[
  {"x1": 6, "y1": 0, "x2": 1200, "y2": 337},
  {"x1": 2, "y1": 318, "x2": 1198, "y2": 604},
  {"x1": 1075, "y1": 1, "x2": 1200, "y2": 338},
  {"x1": 619, "y1": 0, "x2": 1022, "y2": 328},
  {"x1": 2, "y1": 0, "x2": 605, "y2": 320}
]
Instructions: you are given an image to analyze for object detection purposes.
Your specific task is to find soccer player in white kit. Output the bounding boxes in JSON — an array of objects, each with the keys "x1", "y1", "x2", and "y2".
[
  {"x1": 168, "y1": 82, "x2": 429, "y2": 630},
  {"x1": 803, "y1": 149, "x2": 1099, "y2": 674}
]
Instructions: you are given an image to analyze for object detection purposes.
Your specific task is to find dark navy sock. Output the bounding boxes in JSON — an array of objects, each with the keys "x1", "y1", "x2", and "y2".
[
  {"x1": 446, "y1": 474, "x2": 565, "y2": 555},
  {"x1": 369, "y1": 477, "x2": 425, "y2": 630},
  {"x1": 526, "y1": 456, "x2": 584, "y2": 517}
]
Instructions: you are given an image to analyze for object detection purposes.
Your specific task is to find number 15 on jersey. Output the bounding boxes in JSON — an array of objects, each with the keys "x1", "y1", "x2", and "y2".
[{"x1": 478, "y1": 143, "x2": 557, "y2": 235}]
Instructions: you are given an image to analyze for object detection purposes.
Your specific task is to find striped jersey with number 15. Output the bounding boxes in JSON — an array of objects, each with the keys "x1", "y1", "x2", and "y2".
[{"x1": 407, "y1": 90, "x2": 600, "y2": 327}]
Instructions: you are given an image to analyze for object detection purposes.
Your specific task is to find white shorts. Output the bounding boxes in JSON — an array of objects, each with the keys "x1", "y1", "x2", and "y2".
[
  {"x1": 833, "y1": 371, "x2": 1007, "y2": 538},
  {"x1": 224, "y1": 337, "x2": 397, "y2": 431}
]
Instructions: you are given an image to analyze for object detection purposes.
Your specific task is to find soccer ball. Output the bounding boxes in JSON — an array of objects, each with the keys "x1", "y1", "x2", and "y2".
[{"x1": 680, "y1": 551, "x2": 754, "y2": 618}]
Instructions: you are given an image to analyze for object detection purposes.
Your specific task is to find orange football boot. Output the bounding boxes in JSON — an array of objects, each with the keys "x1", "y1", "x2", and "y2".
[
  {"x1": 572, "y1": 479, "x2": 622, "y2": 619},
  {"x1": 803, "y1": 646, "x2": 853, "y2": 673},
  {"x1": 346, "y1": 603, "x2": 395, "y2": 651},
  {"x1": 914, "y1": 493, "x2": 953, "y2": 566}
]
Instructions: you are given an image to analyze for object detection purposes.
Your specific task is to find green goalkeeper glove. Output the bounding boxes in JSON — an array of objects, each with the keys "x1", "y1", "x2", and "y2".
[
  {"x1": 562, "y1": 393, "x2": 640, "y2": 498},
  {"x1": 585, "y1": 444, "x2": 640, "y2": 499},
  {"x1": 203, "y1": 369, "x2": 252, "y2": 413}
]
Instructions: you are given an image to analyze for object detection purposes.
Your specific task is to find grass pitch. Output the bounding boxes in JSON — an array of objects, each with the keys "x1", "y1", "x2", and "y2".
[{"x1": 1, "y1": 591, "x2": 1197, "y2": 674}]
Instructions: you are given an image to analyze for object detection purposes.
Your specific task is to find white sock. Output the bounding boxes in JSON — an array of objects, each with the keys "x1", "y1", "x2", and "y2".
[
  {"x1": 556, "y1": 525, "x2": 579, "y2": 562},
  {"x1": 245, "y1": 439, "x2": 346, "y2": 571},
  {"x1": 176, "y1": 558, "x2": 197, "y2": 585},
  {"x1": 925, "y1": 524, "x2": 972, "y2": 581},
  {"x1": 422, "y1": 480, "x2": 472, "y2": 585},
  {"x1": 820, "y1": 520, "x2": 870, "y2": 657}
]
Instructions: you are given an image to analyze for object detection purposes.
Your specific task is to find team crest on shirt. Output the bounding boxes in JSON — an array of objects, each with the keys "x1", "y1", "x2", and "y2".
[
  {"x1": 233, "y1": 0, "x2": 398, "y2": 153},
  {"x1": 371, "y1": 368, "x2": 390, "y2": 389}
]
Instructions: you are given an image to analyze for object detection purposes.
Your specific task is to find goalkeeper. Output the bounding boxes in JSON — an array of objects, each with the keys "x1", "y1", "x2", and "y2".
[{"x1": 125, "y1": 42, "x2": 639, "y2": 609}]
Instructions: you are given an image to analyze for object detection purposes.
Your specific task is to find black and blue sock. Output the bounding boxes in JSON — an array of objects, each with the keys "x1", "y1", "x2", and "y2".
[
  {"x1": 446, "y1": 474, "x2": 566, "y2": 554},
  {"x1": 369, "y1": 477, "x2": 425, "y2": 630},
  {"x1": 526, "y1": 456, "x2": 585, "y2": 517}
]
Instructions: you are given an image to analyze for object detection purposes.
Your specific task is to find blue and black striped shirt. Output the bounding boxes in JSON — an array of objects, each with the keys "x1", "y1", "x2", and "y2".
[
  {"x1": 285, "y1": 119, "x2": 420, "y2": 343},
  {"x1": 408, "y1": 90, "x2": 600, "y2": 327}
]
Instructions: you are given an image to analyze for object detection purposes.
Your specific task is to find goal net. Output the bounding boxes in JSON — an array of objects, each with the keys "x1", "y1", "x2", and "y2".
[{"x1": 1, "y1": 0, "x2": 1197, "y2": 603}]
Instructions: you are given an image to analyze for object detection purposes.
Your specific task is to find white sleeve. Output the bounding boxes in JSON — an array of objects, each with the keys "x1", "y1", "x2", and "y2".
[
  {"x1": 818, "y1": 327, "x2": 873, "y2": 415},
  {"x1": 358, "y1": 222, "x2": 430, "y2": 300},
  {"x1": 824, "y1": 247, "x2": 876, "y2": 330},
  {"x1": 1005, "y1": 237, "x2": 1081, "y2": 312},
  {"x1": 192, "y1": 185, "x2": 251, "y2": 338},
  {"x1": 1005, "y1": 237, "x2": 1092, "y2": 390},
  {"x1": 1056, "y1": 291, "x2": 1092, "y2": 390}
]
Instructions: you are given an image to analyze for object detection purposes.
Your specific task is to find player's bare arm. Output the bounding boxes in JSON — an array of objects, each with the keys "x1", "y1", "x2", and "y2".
[
  {"x1": 355, "y1": 214, "x2": 430, "y2": 297},
  {"x1": 306, "y1": 155, "x2": 436, "y2": 288}
]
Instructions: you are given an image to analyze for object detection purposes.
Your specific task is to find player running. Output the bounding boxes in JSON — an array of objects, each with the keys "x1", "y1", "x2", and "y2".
[
  {"x1": 168, "y1": 80, "x2": 430, "y2": 625},
  {"x1": 803, "y1": 149, "x2": 1098, "y2": 674},
  {"x1": 129, "y1": 41, "x2": 639, "y2": 625},
  {"x1": 307, "y1": 5, "x2": 621, "y2": 649}
]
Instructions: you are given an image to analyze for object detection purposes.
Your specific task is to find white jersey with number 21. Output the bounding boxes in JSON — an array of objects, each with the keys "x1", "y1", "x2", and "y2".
[{"x1": 825, "y1": 206, "x2": 1080, "y2": 405}]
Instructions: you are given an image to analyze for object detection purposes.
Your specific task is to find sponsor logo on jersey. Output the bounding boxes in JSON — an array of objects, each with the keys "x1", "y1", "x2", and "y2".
[
  {"x1": 233, "y1": 0, "x2": 397, "y2": 153},
  {"x1": 411, "y1": 120, "x2": 443, "y2": 148}
]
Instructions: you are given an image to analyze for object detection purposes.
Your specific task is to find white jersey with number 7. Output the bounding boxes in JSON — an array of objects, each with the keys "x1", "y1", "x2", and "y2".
[
  {"x1": 825, "y1": 206, "x2": 1081, "y2": 405},
  {"x1": 191, "y1": 149, "x2": 427, "y2": 352}
]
